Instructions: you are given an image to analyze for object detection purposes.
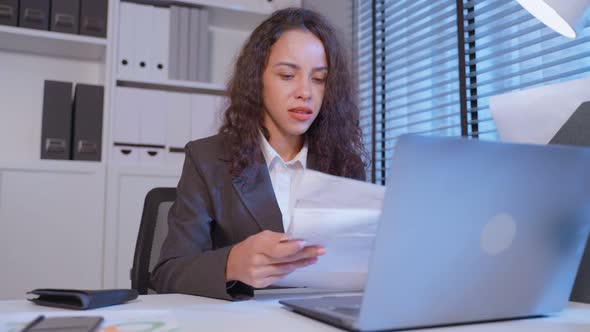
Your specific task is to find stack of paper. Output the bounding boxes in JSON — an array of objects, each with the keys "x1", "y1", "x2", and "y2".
[{"x1": 274, "y1": 170, "x2": 385, "y2": 291}]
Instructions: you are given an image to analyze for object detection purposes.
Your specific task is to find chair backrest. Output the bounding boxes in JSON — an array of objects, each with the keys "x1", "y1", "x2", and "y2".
[
  {"x1": 131, "y1": 187, "x2": 176, "y2": 295},
  {"x1": 571, "y1": 237, "x2": 590, "y2": 304}
]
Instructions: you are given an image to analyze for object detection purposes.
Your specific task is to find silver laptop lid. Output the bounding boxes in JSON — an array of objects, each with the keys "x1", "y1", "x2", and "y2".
[{"x1": 358, "y1": 135, "x2": 590, "y2": 331}]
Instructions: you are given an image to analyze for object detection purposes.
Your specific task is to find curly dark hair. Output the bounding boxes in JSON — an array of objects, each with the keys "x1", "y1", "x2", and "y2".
[{"x1": 219, "y1": 7, "x2": 367, "y2": 180}]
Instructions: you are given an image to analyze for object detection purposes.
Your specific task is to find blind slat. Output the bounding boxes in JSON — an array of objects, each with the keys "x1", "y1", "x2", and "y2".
[
  {"x1": 464, "y1": 2, "x2": 522, "y2": 31},
  {"x1": 358, "y1": 43, "x2": 456, "y2": 76},
  {"x1": 385, "y1": 111, "x2": 462, "y2": 132},
  {"x1": 357, "y1": 65, "x2": 458, "y2": 97},
  {"x1": 467, "y1": 65, "x2": 590, "y2": 101},
  {"x1": 466, "y1": 28, "x2": 559, "y2": 63},
  {"x1": 468, "y1": 50, "x2": 590, "y2": 89},
  {"x1": 468, "y1": 34, "x2": 590, "y2": 78},
  {"x1": 465, "y1": 14, "x2": 535, "y2": 39},
  {"x1": 464, "y1": 0, "x2": 514, "y2": 20},
  {"x1": 386, "y1": 100, "x2": 460, "y2": 121}
]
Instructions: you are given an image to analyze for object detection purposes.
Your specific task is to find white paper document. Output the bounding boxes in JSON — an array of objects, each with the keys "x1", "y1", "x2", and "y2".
[{"x1": 274, "y1": 170, "x2": 385, "y2": 290}]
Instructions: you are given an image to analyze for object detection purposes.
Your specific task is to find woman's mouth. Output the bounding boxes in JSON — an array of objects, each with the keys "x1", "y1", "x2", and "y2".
[{"x1": 288, "y1": 107, "x2": 313, "y2": 121}]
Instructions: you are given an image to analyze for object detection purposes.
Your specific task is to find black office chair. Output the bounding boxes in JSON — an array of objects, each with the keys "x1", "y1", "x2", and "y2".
[
  {"x1": 571, "y1": 236, "x2": 590, "y2": 304},
  {"x1": 131, "y1": 187, "x2": 177, "y2": 295}
]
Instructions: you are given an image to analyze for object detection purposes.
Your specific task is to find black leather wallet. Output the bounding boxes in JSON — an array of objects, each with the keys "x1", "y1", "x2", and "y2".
[{"x1": 27, "y1": 289, "x2": 139, "y2": 310}]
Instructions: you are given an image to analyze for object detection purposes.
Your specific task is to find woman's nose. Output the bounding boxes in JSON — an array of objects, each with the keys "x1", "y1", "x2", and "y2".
[{"x1": 296, "y1": 77, "x2": 312, "y2": 100}]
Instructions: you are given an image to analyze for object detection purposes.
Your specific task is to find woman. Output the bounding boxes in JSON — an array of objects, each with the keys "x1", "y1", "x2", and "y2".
[{"x1": 151, "y1": 7, "x2": 367, "y2": 300}]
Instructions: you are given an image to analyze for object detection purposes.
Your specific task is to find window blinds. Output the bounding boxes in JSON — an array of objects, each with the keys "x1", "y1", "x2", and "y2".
[
  {"x1": 462, "y1": 0, "x2": 590, "y2": 140},
  {"x1": 357, "y1": 0, "x2": 462, "y2": 184},
  {"x1": 357, "y1": 0, "x2": 590, "y2": 183}
]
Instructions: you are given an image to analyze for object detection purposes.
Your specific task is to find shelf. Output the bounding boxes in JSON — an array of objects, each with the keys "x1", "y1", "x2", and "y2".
[
  {"x1": 134, "y1": 0, "x2": 298, "y2": 15},
  {"x1": 0, "y1": 159, "x2": 105, "y2": 174},
  {"x1": 108, "y1": 164, "x2": 183, "y2": 177},
  {"x1": 0, "y1": 25, "x2": 107, "y2": 61},
  {"x1": 129, "y1": 0, "x2": 301, "y2": 30},
  {"x1": 184, "y1": 0, "x2": 277, "y2": 14},
  {"x1": 117, "y1": 78, "x2": 226, "y2": 94}
]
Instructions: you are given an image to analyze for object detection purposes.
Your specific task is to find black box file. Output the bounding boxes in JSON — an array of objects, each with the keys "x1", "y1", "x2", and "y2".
[
  {"x1": 72, "y1": 84, "x2": 104, "y2": 161},
  {"x1": 79, "y1": 0, "x2": 108, "y2": 37},
  {"x1": 19, "y1": 0, "x2": 49, "y2": 30},
  {"x1": 40, "y1": 80, "x2": 73, "y2": 160},
  {"x1": 0, "y1": 0, "x2": 19, "y2": 26},
  {"x1": 50, "y1": 0, "x2": 80, "y2": 34}
]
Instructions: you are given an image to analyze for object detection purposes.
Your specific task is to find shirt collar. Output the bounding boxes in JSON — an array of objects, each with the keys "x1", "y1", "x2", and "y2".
[{"x1": 259, "y1": 132, "x2": 308, "y2": 169}]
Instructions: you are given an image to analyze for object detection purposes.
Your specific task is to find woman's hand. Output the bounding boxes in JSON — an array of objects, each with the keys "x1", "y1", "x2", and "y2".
[{"x1": 225, "y1": 230, "x2": 325, "y2": 288}]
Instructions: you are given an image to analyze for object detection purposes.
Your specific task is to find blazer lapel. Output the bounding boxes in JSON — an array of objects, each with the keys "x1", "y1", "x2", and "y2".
[{"x1": 232, "y1": 162, "x2": 284, "y2": 233}]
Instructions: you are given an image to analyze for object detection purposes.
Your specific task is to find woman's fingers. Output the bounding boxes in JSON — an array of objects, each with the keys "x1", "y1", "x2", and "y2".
[
  {"x1": 250, "y1": 231, "x2": 323, "y2": 262},
  {"x1": 252, "y1": 275, "x2": 285, "y2": 289},
  {"x1": 265, "y1": 239, "x2": 307, "y2": 259},
  {"x1": 253, "y1": 257, "x2": 318, "y2": 280},
  {"x1": 249, "y1": 257, "x2": 319, "y2": 287},
  {"x1": 250, "y1": 231, "x2": 302, "y2": 258},
  {"x1": 267, "y1": 245, "x2": 325, "y2": 264},
  {"x1": 229, "y1": 231, "x2": 325, "y2": 288}
]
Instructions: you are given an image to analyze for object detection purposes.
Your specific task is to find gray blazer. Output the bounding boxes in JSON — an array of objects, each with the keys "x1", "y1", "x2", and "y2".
[{"x1": 151, "y1": 134, "x2": 364, "y2": 300}]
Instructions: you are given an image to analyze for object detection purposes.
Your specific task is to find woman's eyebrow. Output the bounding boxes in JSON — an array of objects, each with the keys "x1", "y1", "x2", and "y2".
[
  {"x1": 312, "y1": 66, "x2": 328, "y2": 73},
  {"x1": 273, "y1": 62, "x2": 328, "y2": 72},
  {"x1": 273, "y1": 62, "x2": 299, "y2": 69}
]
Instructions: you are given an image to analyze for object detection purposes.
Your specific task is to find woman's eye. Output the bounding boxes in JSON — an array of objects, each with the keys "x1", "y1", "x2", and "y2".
[
  {"x1": 312, "y1": 77, "x2": 326, "y2": 84},
  {"x1": 279, "y1": 74, "x2": 294, "y2": 80}
]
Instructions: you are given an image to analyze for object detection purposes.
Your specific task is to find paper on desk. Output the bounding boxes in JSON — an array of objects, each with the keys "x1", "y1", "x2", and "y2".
[
  {"x1": 273, "y1": 170, "x2": 385, "y2": 290},
  {"x1": 0, "y1": 310, "x2": 179, "y2": 332}
]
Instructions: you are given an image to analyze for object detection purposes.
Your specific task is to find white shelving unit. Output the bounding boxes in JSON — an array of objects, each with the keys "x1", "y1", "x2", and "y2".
[
  {"x1": 0, "y1": 25, "x2": 107, "y2": 61},
  {"x1": 0, "y1": 0, "x2": 303, "y2": 299},
  {"x1": 0, "y1": 0, "x2": 112, "y2": 299}
]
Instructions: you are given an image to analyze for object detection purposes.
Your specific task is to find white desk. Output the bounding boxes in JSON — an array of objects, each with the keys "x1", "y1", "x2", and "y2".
[{"x1": 1, "y1": 291, "x2": 590, "y2": 331}]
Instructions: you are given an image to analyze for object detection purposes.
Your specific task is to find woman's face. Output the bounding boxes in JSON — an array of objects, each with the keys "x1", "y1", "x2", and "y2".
[{"x1": 262, "y1": 29, "x2": 328, "y2": 141}]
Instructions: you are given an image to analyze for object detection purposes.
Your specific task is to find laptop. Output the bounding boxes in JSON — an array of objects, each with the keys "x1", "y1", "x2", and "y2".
[{"x1": 280, "y1": 135, "x2": 590, "y2": 331}]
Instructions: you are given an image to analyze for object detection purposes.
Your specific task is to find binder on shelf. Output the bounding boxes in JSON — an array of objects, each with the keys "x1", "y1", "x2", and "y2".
[
  {"x1": 197, "y1": 8, "x2": 209, "y2": 82},
  {"x1": 117, "y1": 1, "x2": 136, "y2": 79},
  {"x1": 79, "y1": 0, "x2": 108, "y2": 38},
  {"x1": 133, "y1": 3, "x2": 152, "y2": 81},
  {"x1": 19, "y1": 0, "x2": 50, "y2": 30},
  {"x1": 188, "y1": 7, "x2": 200, "y2": 82},
  {"x1": 0, "y1": 0, "x2": 18, "y2": 26},
  {"x1": 50, "y1": 0, "x2": 79, "y2": 34},
  {"x1": 177, "y1": 7, "x2": 190, "y2": 81},
  {"x1": 139, "y1": 89, "x2": 166, "y2": 166},
  {"x1": 40, "y1": 80, "x2": 73, "y2": 160},
  {"x1": 118, "y1": 3, "x2": 169, "y2": 82},
  {"x1": 113, "y1": 87, "x2": 141, "y2": 164},
  {"x1": 72, "y1": 84, "x2": 104, "y2": 161},
  {"x1": 151, "y1": 6, "x2": 170, "y2": 81},
  {"x1": 166, "y1": 91, "x2": 191, "y2": 166},
  {"x1": 190, "y1": 93, "x2": 225, "y2": 141},
  {"x1": 168, "y1": 5, "x2": 181, "y2": 80}
]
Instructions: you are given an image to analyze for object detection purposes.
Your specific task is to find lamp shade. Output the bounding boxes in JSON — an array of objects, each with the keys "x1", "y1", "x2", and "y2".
[{"x1": 515, "y1": 0, "x2": 590, "y2": 38}]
